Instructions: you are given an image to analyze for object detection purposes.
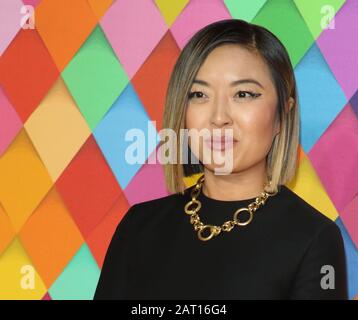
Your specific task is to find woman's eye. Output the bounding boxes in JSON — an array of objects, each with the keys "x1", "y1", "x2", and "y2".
[
  {"x1": 188, "y1": 91, "x2": 261, "y2": 100},
  {"x1": 235, "y1": 91, "x2": 261, "y2": 99},
  {"x1": 188, "y1": 91, "x2": 205, "y2": 100}
]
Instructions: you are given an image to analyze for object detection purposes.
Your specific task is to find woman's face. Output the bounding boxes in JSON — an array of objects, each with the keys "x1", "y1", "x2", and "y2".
[{"x1": 185, "y1": 44, "x2": 280, "y2": 174}]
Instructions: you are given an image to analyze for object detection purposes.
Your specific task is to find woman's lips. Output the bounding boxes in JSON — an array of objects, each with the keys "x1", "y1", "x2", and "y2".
[{"x1": 204, "y1": 137, "x2": 238, "y2": 151}]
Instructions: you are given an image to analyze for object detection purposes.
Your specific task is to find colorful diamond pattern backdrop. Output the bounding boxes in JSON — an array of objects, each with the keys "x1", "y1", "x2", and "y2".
[{"x1": 0, "y1": 0, "x2": 357, "y2": 299}]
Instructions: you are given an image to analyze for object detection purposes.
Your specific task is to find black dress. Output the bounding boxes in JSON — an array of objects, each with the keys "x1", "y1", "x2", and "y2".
[{"x1": 93, "y1": 184, "x2": 348, "y2": 300}]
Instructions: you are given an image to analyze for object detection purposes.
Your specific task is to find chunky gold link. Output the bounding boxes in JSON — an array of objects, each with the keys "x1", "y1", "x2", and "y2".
[
  {"x1": 198, "y1": 225, "x2": 221, "y2": 241},
  {"x1": 222, "y1": 220, "x2": 236, "y2": 232},
  {"x1": 191, "y1": 185, "x2": 201, "y2": 201},
  {"x1": 184, "y1": 199, "x2": 201, "y2": 215},
  {"x1": 233, "y1": 208, "x2": 253, "y2": 226},
  {"x1": 184, "y1": 175, "x2": 278, "y2": 241}
]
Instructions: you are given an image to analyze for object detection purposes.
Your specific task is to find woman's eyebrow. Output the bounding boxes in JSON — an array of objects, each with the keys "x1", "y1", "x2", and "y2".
[{"x1": 193, "y1": 78, "x2": 264, "y2": 89}]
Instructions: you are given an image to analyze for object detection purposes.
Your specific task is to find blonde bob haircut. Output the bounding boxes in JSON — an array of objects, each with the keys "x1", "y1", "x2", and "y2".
[{"x1": 161, "y1": 19, "x2": 300, "y2": 195}]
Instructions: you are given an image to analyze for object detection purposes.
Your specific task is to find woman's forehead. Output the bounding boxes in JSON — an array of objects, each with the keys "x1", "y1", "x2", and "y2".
[{"x1": 195, "y1": 46, "x2": 271, "y2": 84}]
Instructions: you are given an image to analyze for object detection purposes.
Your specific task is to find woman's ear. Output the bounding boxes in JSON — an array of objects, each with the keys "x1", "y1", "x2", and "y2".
[{"x1": 285, "y1": 97, "x2": 295, "y2": 113}]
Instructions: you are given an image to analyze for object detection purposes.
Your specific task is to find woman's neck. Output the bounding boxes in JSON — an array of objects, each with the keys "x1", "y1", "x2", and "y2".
[{"x1": 202, "y1": 164, "x2": 268, "y2": 201}]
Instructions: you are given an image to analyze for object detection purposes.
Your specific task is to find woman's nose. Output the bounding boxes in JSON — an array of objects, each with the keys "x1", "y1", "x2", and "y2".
[{"x1": 210, "y1": 99, "x2": 233, "y2": 127}]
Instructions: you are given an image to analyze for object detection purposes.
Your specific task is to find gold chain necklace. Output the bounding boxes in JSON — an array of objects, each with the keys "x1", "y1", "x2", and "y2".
[{"x1": 184, "y1": 175, "x2": 278, "y2": 241}]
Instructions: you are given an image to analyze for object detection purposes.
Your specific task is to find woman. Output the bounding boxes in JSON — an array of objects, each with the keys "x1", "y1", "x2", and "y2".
[{"x1": 94, "y1": 19, "x2": 348, "y2": 300}]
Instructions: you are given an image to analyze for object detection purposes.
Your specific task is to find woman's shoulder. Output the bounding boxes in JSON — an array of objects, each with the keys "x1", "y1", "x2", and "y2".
[
  {"x1": 276, "y1": 185, "x2": 340, "y2": 239},
  {"x1": 130, "y1": 188, "x2": 188, "y2": 212},
  {"x1": 119, "y1": 188, "x2": 189, "y2": 230}
]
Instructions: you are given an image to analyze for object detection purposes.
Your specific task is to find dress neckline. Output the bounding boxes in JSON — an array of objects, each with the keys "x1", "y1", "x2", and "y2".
[
  {"x1": 199, "y1": 188, "x2": 257, "y2": 205},
  {"x1": 185, "y1": 184, "x2": 285, "y2": 207}
]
